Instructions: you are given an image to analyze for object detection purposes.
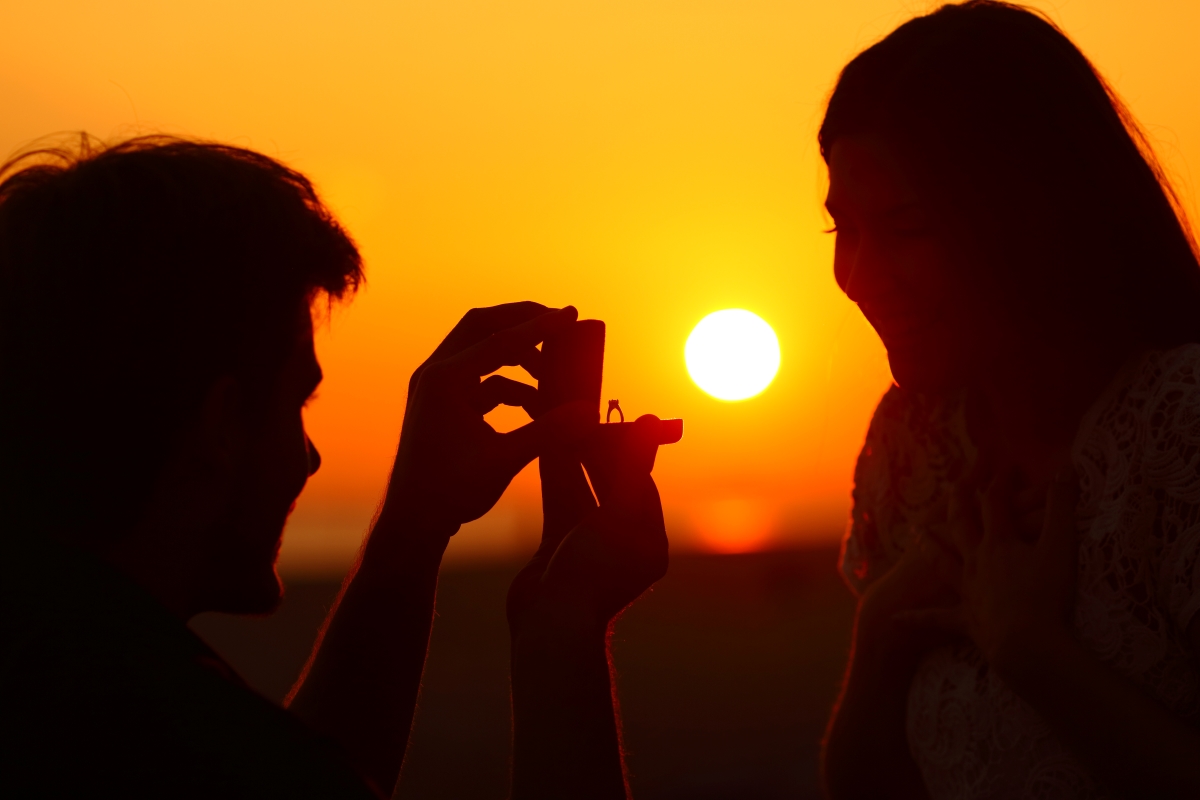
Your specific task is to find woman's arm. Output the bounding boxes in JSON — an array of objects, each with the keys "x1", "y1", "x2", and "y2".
[
  {"x1": 1000, "y1": 624, "x2": 1200, "y2": 798},
  {"x1": 914, "y1": 468, "x2": 1200, "y2": 798},
  {"x1": 822, "y1": 603, "x2": 930, "y2": 799},
  {"x1": 285, "y1": 303, "x2": 592, "y2": 795},
  {"x1": 822, "y1": 540, "x2": 959, "y2": 799}
]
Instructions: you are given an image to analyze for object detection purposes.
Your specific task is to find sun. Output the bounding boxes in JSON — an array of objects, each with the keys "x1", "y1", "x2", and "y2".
[{"x1": 685, "y1": 309, "x2": 781, "y2": 401}]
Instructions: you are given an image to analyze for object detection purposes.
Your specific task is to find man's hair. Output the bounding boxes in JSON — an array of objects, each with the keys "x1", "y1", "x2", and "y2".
[
  {"x1": 820, "y1": 1, "x2": 1200, "y2": 348},
  {"x1": 0, "y1": 134, "x2": 363, "y2": 542}
]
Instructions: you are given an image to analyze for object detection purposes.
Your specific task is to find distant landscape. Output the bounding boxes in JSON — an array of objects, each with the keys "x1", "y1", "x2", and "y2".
[{"x1": 192, "y1": 546, "x2": 855, "y2": 800}]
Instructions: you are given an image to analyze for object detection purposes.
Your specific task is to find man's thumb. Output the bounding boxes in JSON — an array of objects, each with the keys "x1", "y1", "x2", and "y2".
[{"x1": 503, "y1": 400, "x2": 597, "y2": 473}]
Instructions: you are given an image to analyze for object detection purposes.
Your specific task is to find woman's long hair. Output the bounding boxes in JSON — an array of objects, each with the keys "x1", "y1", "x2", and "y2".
[{"x1": 820, "y1": 0, "x2": 1200, "y2": 348}]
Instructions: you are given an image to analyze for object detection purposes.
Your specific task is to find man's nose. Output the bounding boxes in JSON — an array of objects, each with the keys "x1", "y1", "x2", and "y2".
[{"x1": 306, "y1": 436, "x2": 321, "y2": 476}]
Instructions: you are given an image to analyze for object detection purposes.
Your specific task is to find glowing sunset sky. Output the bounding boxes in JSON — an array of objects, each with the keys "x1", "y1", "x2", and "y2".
[{"x1": 3, "y1": 1, "x2": 1197, "y2": 573}]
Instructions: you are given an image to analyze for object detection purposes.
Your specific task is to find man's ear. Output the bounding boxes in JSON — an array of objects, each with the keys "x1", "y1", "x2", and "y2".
[{"x1": 197, "y1": 375, "x2": 247, "y2": 476}]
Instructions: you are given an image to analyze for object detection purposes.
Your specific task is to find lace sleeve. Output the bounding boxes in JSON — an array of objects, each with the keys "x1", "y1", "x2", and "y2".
[
  {"x1": 840, "y1": 385, "x2": 975, "y2": 597},
  {"x1": 841, "y1": 386, "x2": 906, "y2": 596},
  {"x1": 1143, "y1": 345, "x2": 1200, "y2": 636}
]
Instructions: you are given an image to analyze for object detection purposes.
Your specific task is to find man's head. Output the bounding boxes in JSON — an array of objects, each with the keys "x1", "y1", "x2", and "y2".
[{"x1": 0, "y1": 135, "x2": 361, "y2": 614}]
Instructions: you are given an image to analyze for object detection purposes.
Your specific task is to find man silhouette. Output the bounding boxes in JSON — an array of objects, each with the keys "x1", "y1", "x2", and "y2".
[{"x1": 0, "y1": 136, "x2": 667, "y2": 799}]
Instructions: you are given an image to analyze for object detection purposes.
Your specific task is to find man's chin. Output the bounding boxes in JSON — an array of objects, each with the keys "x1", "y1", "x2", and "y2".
[
  {"x1": 207, "y1": 566, "x2": 284, "y2": 616},
  {"x1": 241, "y1": 571, "x2": 285, "y2": 615}
]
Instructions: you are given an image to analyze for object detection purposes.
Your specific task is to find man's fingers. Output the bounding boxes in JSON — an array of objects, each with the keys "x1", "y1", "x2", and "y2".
[
  {"x1": 409, "y1": 303, "x2": 557, "y2": 396},
  {"x1": 474, "y1": 375, "x2": 539, "y2": 416},
  {"x1": 453, "y1": 307, "x2": 578, "y2": 377},
  {"x1": 430, "y1": 302, "x2": 556, "y2": 362},
  {"x1": 498, "y1": 400, "x2": 598, "y2": 477},
  {"x1": 517, "y1": 346, "x2": 542, "y2": 381}
]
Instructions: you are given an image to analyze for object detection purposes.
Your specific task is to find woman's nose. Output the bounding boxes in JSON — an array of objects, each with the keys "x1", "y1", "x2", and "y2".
[
  {"x1": 306, "y1": 436, "x2": 321, "y2": 476},
  {"x1": 835, "y1": 244, "x2": 869, "y2": 302},
  {"x1": 841, "y1": 261, "x2": 868, "y2": 302},
  {"x1": 834, "y1": 254, "x2": 855, "y2": 297},
  {"x1": 837, "y1": 238, "x2": 890, "y2": 304}
]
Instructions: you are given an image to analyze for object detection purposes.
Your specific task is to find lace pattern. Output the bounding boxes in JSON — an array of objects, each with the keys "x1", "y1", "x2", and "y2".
[{"x1": 841, "y1": 344, "x2": 1200, "y2": 799}]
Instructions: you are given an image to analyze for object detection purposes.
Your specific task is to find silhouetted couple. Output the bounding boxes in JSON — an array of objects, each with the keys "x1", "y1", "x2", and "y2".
[{"x1": 6, "y1": 2, "x2": 1200, "y2": 798}]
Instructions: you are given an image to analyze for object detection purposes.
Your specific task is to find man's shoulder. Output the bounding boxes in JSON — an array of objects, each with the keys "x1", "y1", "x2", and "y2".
[
  {"x1": 1, "y1": 542, "x2": 378, "y2": 799},
  {"x1": 3, "y1": 536, "x2": 215, "y2": 706}
]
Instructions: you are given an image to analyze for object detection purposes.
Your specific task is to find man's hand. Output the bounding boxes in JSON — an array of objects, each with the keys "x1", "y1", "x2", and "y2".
[
  {"x1": 288, "y1": 301, "x2": 600, "y2": 797},
  {"x1": 507, "y1": 415, "x2": 669, "y2": 800},
  {"x1": 508, "y1": 414, "x2": 669, "y2": 636},
  {"x1": 387, "y1": 302, "x2": 596, "y2": 534}
]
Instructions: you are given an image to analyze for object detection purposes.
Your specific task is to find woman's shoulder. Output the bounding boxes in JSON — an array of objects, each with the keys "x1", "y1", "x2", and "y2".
[
  {"x1": 1073, "y1": 343, "x2": 1200, "y2": 692},
  {"x1": 1085, "y1": 343, "x2": 1200, "y2": 451},
  {"x1": 857, "y1": 383, "x2": 971, "y2": 459},
  {"x1": 854, "y1": 383, "x2": 974, "y2": 502},
  {"x1": 1107, "y1": 343, "x2": 1200, "y2": 490},
  {"x1": 1141, "y1": 342, "x2": 1200, "y2": 407},
  {"x1": 841, "y1": 384, "x2": 973, "y2": 594},
  {"x1": 1132, "y1": 342, "x2": 1200, "y2": 395}
]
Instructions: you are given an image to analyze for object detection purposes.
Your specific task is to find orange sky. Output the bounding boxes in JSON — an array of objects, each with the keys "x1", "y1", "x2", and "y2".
[{"x1": 3, "y1": 1, "x2": 1198, "y2": 574}]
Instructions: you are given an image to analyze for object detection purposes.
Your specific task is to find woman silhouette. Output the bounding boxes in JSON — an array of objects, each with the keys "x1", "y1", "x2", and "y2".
[{"x1": 819, "y1": 2, "x2": 1200, "y2": 798}]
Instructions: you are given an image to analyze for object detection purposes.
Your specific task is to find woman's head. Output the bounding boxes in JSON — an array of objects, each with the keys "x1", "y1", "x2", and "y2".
[{"x1": 821, "y1": 0, "x2": 1200, "y2": 392}]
